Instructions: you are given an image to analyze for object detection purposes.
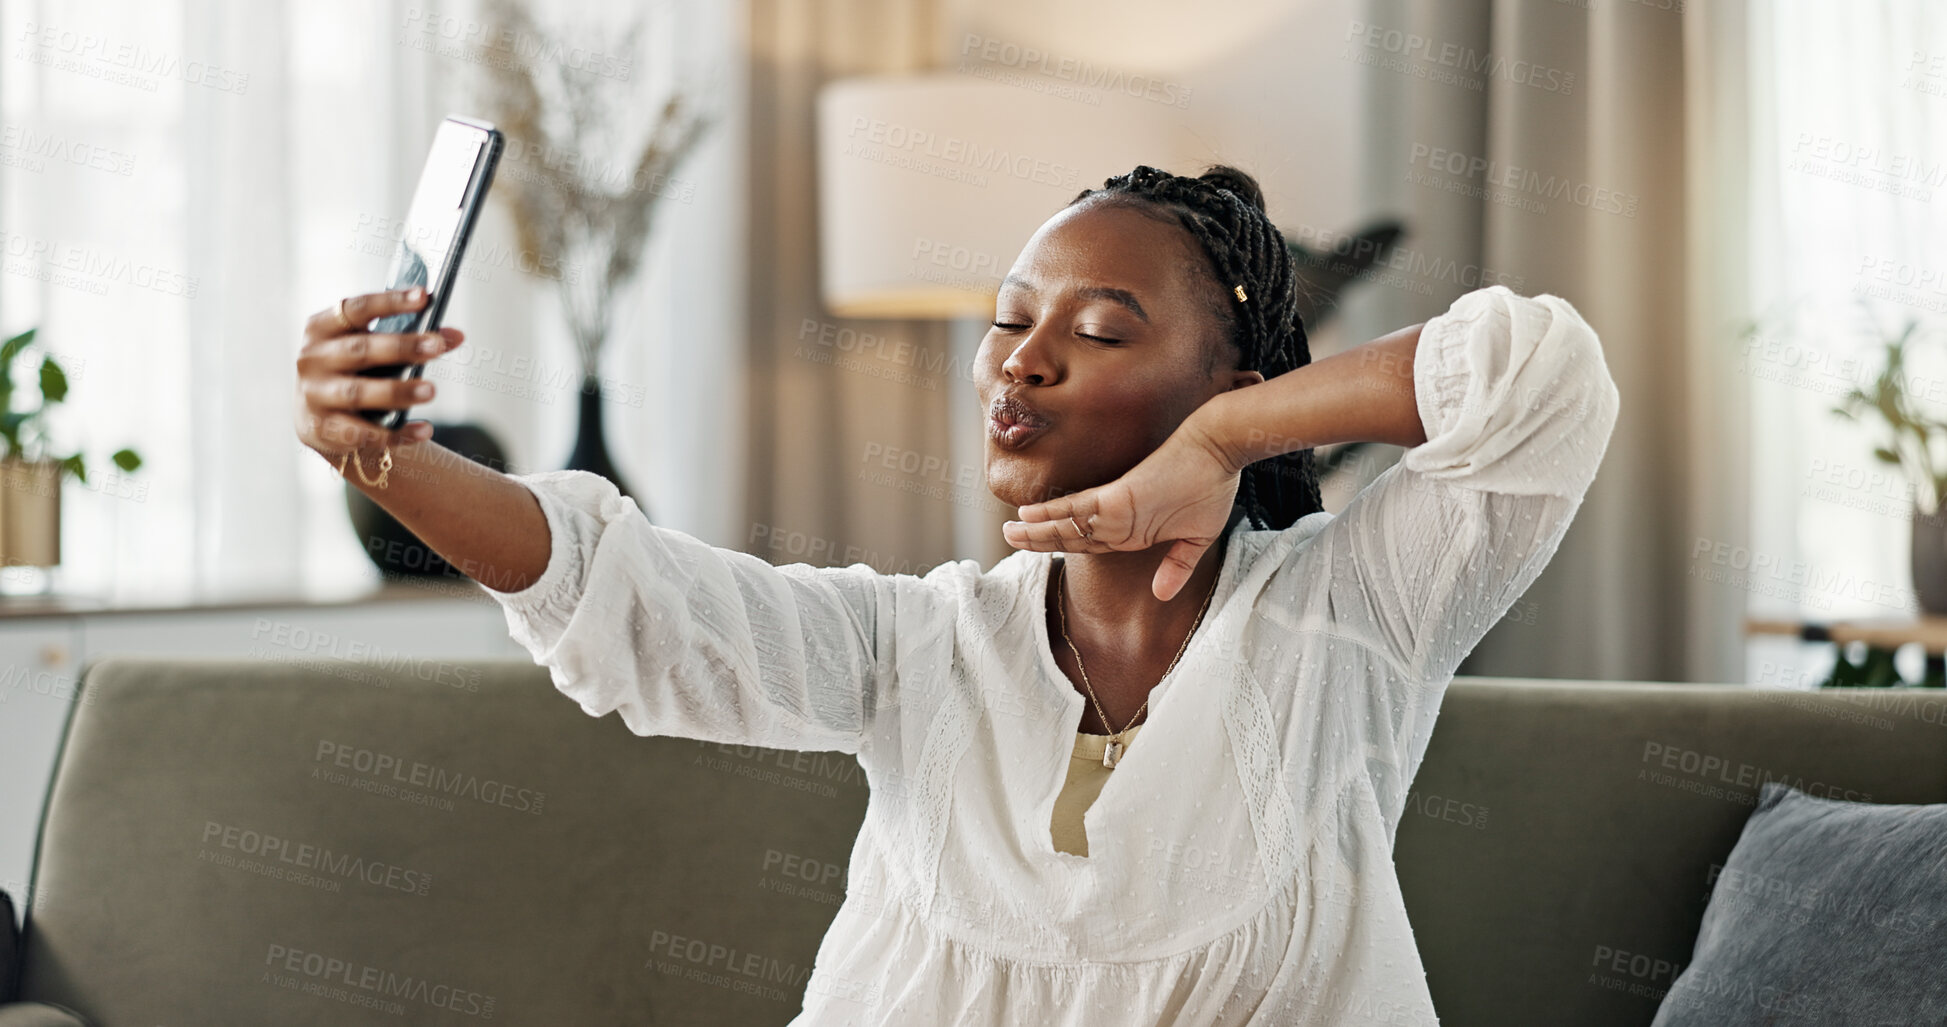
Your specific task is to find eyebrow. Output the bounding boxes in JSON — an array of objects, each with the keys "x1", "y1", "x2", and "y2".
[{"x1": 999, "y1": 275, "x2": 1150, "y2": 323}]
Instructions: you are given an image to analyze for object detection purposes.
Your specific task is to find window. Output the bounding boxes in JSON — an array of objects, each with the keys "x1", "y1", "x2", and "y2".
[{"x1": 1745, "y1": 0, "x2": 1947, "y2": 686}]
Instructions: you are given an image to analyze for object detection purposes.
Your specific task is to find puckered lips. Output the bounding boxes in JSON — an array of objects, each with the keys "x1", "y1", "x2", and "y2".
[{"x1": 988, "y1": 393, "x2": 1052, "y2": 450}]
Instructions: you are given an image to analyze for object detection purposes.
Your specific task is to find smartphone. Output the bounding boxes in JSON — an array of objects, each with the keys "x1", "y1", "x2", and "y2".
[{"x1": 355, "y1": 115, "x2": 504, "y2": 430}]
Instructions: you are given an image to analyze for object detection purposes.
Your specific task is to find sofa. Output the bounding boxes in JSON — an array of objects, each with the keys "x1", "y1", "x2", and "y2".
[{"x1": 4, "y1": 656, "x2": 1945, "y2": 1026}]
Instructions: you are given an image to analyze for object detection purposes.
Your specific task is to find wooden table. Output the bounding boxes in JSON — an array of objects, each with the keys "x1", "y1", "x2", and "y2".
[{"x1": 1745, "y1": 616, "x2": 1947, "y2": 687}]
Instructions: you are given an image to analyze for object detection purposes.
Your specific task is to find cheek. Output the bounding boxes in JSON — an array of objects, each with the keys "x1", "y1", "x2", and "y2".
[
  {"x1": 970, "y1": 341, "x2": 1002, "y2": 387},
  {"x1": 1082, "y1": 373, "x2": 1172, "y2": 425}
]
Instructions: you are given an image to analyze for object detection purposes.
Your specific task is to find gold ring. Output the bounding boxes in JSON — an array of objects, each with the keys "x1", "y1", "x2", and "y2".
[
  {"x1": 1069, "y1": 515, "x2": 1091, "y2": 540},
  {"x1": 335, "y1": 297, "x2": 354, "y2": 332}
]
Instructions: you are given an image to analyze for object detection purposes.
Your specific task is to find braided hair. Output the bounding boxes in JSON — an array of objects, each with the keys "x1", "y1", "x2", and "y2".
[{"x1": 1067, "y1": 164, "x2": 1323, "y2": 532}]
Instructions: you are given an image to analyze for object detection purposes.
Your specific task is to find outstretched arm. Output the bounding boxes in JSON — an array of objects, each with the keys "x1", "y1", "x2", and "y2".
[
  {"x1": 478, "y1": 469, "x2": 899, "y2": 756},
  {"x1": 294, "y1": 287, "x2": 552, "y2": 594}
]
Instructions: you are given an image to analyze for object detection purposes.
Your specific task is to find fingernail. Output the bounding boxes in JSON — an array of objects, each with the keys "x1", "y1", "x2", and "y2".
[
  {"x1": 417, "y1": 336, "x2": 439, "y2": 354},
  {"x1": 413, "y1": 383, "x2": 433, "y2": 399},
  {"x1": 406, "y1": 287, "x2": 425, "y2": 302}
]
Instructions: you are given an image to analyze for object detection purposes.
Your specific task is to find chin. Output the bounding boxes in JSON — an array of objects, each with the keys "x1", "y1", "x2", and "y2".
[
  {"x1": 985, "y1": 463, "x2": 1053, "y2": 511},
  {"x1": 989, "y1": 467, "x2": 1103, "y2": 514}
]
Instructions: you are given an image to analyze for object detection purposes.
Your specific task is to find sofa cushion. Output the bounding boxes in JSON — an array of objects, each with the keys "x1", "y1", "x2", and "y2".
[
  {"x1": 17, "y1": 657, "x2": 869, "y2": 1026},
  {"x1": 1651, "y1": 780, "x2": 1947, "y2": 1025},
  {"x1": 0, "y1": 1003, "x2": 93, "y2": 1027}
]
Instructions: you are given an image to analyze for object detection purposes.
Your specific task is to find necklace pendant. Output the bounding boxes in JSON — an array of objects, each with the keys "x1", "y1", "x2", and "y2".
[{"x1": 1102, "y1": 738, "x2": 1123, "y2": 769}]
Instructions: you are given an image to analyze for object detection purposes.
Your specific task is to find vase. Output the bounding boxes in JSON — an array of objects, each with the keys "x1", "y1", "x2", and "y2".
[
  {"x1": 0, "y1": 458, "x2": 60, "y2": 596},
  {"x1": 1912, "y1": 501, "x2": 1947, "y2": 615},
  {"x1": 565, "y1": 373, "x2": 649, "y2": 521},
  {"x1": 346, "y1": 422, "x2": 507, "y2": 581}
]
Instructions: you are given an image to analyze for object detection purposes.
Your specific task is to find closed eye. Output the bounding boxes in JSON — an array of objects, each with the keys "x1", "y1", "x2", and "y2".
[
  {"x1": 989, "y1": 321, "x2": 1120, "y2": 344},
  {"x1": 989, "y1": 323, "x2": 1129, "y2": 346}
]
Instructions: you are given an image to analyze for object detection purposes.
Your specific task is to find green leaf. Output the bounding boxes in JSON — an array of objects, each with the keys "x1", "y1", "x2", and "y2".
[
  {"x1": 0, "y1": 328, "x2": 34, "y2": 365},
  {"x1": 110, "y1": 448, "x2": 140, "y2": 472},
  {"x1": 0, "y1": 328, "x2": 26, "y2": 394},
  {"x1": 38, "y1": 358, "x2": 66, "y2": 404},
  {"x1": 60, "y1": 453, "x2": 84, "y2": 485}
]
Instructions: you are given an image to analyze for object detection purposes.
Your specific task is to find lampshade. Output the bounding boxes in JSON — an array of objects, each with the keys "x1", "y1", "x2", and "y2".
[
  {"x1": 959, "y1": 0, "x2": 1298, "y2": 73},
  {"x1": 816, "y1": 73, "x2": 1192, "y2": 320}
]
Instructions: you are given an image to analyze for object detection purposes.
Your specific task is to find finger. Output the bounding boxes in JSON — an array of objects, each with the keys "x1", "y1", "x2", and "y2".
[
  {"x1": 1152, "y1": 539, "x2": 1210, "y2": 602},
  {"x1": 304, "y1": 372, "x2": 435, "y2": 413},
  {"x1": 304, "y1": 287, "x2": 428, "y2": 344},
  {"x1": 1014, "y1": 492, "x2": 1095, "y2": 524},
  {"x1": 402, "y1": 419, "x2": 436, "y2": 442},
  {"x1": 311, "y1": 330, "x2": 455, "y2": 372},
  {"x1": 1004, "y1": 490, "x2": 1118, "y2": 551},
  {"x1": 1000, "y1": 515, "x2": 1112, "y2": 553}
]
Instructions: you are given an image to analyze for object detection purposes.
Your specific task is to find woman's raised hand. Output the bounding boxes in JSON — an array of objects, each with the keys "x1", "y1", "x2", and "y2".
[
  {"x1": 1001, "y1": 416, "x2": 1240, "y2": 603},
  {"x1": 293, "y1": 287, "x2": 463, "y2": 462}
]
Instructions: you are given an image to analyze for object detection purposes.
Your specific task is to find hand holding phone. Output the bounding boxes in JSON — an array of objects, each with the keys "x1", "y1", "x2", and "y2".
[{"x1": 295, "y1": 285, "x2": 462, "y2": 464}]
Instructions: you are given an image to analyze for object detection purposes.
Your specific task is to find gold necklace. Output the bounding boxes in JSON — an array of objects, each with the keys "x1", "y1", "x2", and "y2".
[{"x1": 1055, "y1": 554, "x2": 1221, "y2": 769}]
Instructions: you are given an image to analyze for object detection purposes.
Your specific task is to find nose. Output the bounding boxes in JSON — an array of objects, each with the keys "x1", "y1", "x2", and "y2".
[{"x1": 1000, "y1": 331, "x2": 1057, "y2": 386}]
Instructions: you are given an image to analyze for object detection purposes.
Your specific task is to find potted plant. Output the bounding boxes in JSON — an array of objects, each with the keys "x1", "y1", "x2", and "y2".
[
  {"x1": 0, "y1": 327, "x2": 142, "y2": 582},
  {"x1": 1828, "y1": 314, "x2": 1947, "y2": 616}
]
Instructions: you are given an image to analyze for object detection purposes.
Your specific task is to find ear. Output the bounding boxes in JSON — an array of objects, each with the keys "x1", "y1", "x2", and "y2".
[{"x1": 1228, "y1": 368, "x2": 1265, "y2": 391}]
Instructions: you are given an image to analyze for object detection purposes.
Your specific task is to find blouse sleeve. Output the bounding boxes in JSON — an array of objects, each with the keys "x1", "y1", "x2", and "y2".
[
  {"x1": 1268, "y1": 285, "x2": 1619, "y2": 787},
  {"x1": 474, "y1": 469, "x2": 894, "y2": 756}
]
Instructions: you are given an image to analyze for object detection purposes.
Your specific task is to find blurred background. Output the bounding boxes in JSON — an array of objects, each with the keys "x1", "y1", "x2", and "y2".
[{"x1": 2, "y1": 1, "x2": 1947, "y2": 903}]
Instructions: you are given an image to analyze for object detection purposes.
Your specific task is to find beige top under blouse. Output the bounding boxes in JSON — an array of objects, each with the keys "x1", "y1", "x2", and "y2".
[{"x1": 1050, "y1": 722, "x2": 1147, "y2": 857}]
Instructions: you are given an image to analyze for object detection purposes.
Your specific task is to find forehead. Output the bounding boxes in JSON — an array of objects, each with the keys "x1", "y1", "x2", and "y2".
[{"x1": 1003, "y1": 199, "x2": 1202, "y2": 299}]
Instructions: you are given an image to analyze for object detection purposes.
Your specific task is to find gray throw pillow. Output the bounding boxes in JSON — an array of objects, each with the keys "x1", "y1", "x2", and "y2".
[{"x1": 1651, "y1": 780, "x2": 1947, "y2": 1025}]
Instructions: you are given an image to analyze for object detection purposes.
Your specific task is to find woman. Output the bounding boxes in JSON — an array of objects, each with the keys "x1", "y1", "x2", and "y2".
[{"x1": 294, "y1": 164, "x2": 1619, "y2": 1025}]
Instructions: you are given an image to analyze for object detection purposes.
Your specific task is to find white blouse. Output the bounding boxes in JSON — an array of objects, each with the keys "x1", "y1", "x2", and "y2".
[{"x1": 477, "y1": 284, "x2": 1620, "y2": 1025}]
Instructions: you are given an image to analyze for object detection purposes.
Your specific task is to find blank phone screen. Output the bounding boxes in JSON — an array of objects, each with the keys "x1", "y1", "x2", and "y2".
[{"x1": 369, "y1": 122, "x2": 487, "y2": 336}]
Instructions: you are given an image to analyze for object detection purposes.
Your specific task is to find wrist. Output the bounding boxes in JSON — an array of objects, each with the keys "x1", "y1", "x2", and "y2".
[{"x1": 1184, "y1": 393, "x2": 1250, "y2": 477}]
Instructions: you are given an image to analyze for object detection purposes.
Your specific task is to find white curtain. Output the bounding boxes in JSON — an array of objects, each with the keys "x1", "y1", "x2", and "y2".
[
  {"x1": 1744, "y1": 1, "x2": 1947, "y2": 686},
  {"x1": 0, "y1": 0, "x2": 742, "y2": 601}
]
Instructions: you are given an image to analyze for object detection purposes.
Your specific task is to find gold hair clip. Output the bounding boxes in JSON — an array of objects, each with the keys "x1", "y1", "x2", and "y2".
[{"x1": 1234, "y1": 284, "x2": 1248, "y2": 302}]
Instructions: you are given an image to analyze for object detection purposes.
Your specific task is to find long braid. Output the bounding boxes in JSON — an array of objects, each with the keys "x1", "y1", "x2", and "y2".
[{"x1": 1068, "y1": 164, "x2": 1323, "y2": 531}]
